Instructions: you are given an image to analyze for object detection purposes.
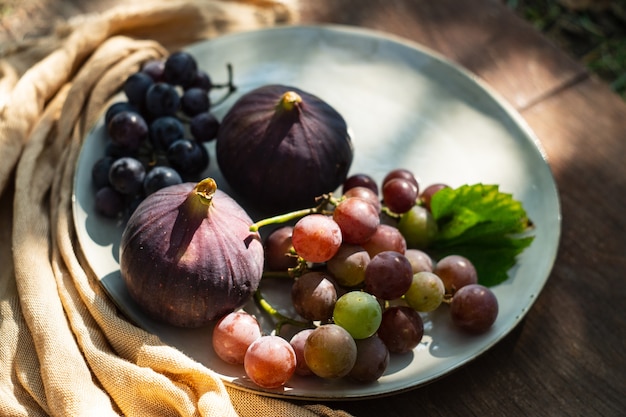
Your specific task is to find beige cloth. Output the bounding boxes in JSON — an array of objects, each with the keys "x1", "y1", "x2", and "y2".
[{"x1": 0, "y1": 1, "x2": 353, "y2": 416}]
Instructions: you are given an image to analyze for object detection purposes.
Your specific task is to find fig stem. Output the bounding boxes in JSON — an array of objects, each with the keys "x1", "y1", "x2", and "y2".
[
  {"x1": 254, "y1": 290, "x2": 311, "y2": 333},
  {"x1": 194, "y1": 178, "x2": 217, "y2": 205},
  {"x1": 249, "y1": 193, "x2": 338, "y2": 232}
]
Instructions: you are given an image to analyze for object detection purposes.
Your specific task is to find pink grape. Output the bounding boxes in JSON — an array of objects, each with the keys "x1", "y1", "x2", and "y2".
[
  {"x1": 212, "y1": 311, "x2": 261, "y2": 365},
  {"x1": 434, "y1": 254, "x2": 478, "y2": 295},
  {"x1": 361, "y1": 224, "x2": 407, "y2": 258},
  {"x1": 450, "y1": 284, "x2": 498, "y2": 334},
  {"x1": 289, "y1": 329, "x2": 315, "y2": 376},
  {"x1": 244, "y1": 335, "x2": 296, "y2": 389},
  {"x1": 333, "y1": 197, "x2": 380, "y2": 244},
  {"x1": 291, "y1": 214, "x2": 342, "y2": 263}
]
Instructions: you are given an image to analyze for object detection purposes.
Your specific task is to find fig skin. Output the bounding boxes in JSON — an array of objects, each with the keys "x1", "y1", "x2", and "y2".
[
  {"x1": 216, "y1": 84, "x2": 354, "y2": 213},
  {"x1": 119, "y1": 178, "x2": 264, "y2": 328}
]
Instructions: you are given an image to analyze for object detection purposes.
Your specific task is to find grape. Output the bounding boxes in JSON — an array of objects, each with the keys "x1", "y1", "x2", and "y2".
[
  {"x1": 141, "y1": 59, "x2": 165, "y2": 81},
  {"x1": 326, "y1": 243, "x2": 370, "y2": 287},
  {"x1": 291, "y1": 272, "x2": 337, "y2": 322},
  {"x1": 332, "y1": 197, "x2": 380, "y2": 244},
  {"x1": 212, "y1": 311, "x2": 262, "y2": 365},
  {"x1": 420, "y1": 183, "x2": 449, "y2": 211},
  {"x1": 289, "y1": 329, "x2": 315, "y2": 376},
  {"x1": 382, "y1": 178, "x2": 418, "y2": 214},
  {"x1": 377, "y1": 306, "x2": 424, "y2": 354},
  {"x1": 163, "y1": 51, "x2": 198, "y2": 88},
  {"x1": 361, "y1": 224, "x2": 407, "y2": 258},
  {"x1": 404, "y1": 271, "x2": 445, "y2": 312},
  {"x1": 105, "y1": 141, "x2": 138, "y2": 159},
  {"x1": 343, "y1": 173, "x2": 378, "y2": 195},
  {"x1": 348, "y1": 335, "x2": 389, "y2": 383},
  {"x1": 291, "y1": 214, "x2": 342, "y2": 263},
  {"x1": 143, "y1": 166, "x2": 183, "y2": 195},
  {"x1": 166, "y1": 139, "x2": 209, "y2": 177},
  {"x1": 188, "y1": 69, "x2": 212, "y2": 91},
  {"x1": 264, "y1": 226, "x2": 298, "y2": 271},
  {"x1": 304, "y1": 324, "x2": 357, "y2": 379},
  {"x1": 397, "y1": 205, "x2": 438, "y2": 249},
  {"x1": 91, "y1": 156, "x2": 114, "y2": 189},
  {"x1": 104, "y1": 101, "x2": 138, "y2": 126},
  {"x1": 145, "y1": 82, "x2": 181, "y2": 117},
  {"x1": 190, "y1": 112, "x2": 219, "y2": 142},
  {"x1": 343, "y1": 186, "x2": 381, "y2": 212},
  {"x1": 94, "y1": 186, "x2": 125, "y2": 218},
  {"x1": 404, "y1": 248, "x2": 433, "y2": 273},
  {"x1": 123, "y1": 72, "x2": 154, "y2": 108},
  {"x1": 383, "y1": 168, "x2": 419, "y2": 190},
  {"x1": 108, "y1": 157, "x2": 146, "y2": 195},
  {"x1": 107, "y1": 111, "x2": 148, "y2": 150},
  {"x1": 181, "y1": 87, "x2": 210, "y2": 117},
  {"x1": 244, "y1": 335, "x2": 296, "y2": 389},
  {"x1": 434, "y1": 255, "x2": 478, "y2": 295},
  {"x1": 333, "y1": 291, "x2": 382, "y2": 339},
  {"x1": 450, "y1": 284, "x2": 498, "y2": 334},
  {"x1": 149, "y1": 116, "x2": 185, "y2": 150},
  {"x1": 364, "y1": 251, "x2": 413, "y2": 300}
]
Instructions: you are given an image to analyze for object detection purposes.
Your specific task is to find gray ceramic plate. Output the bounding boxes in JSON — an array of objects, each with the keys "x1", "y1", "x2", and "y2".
[{"x1": 73, "y1": 25, "x2": 561, "y2": 400}]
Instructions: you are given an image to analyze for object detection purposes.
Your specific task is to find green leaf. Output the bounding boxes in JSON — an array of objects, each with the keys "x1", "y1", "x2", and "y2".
[{"x1": 428, "y1": 184, "x2": 534, "y2": 286}]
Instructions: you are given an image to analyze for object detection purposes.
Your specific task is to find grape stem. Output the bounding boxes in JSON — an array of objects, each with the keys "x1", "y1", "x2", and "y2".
[
  {"x1": 249, "y1": 193, "x2": 339, "y2": 232},
  {"x1": 211, "y1": 63, "x2": 237, "y2": 107},
  {"x1": 253, "y1": 290, "x2": 311, "y2": 334}
]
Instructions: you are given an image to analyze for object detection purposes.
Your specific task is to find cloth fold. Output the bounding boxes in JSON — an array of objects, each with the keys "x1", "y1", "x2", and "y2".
[{"x1": 0, "y1": 1, "x2": 353, "y2": 416}]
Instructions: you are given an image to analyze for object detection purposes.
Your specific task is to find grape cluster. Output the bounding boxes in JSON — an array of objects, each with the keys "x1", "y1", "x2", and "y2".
[
  {"x1": 92, "y1": 51, "x2": 231, "y2": 218},
  {"x1": 211, "y1": 169, "x2": 499, "y2": 389}
]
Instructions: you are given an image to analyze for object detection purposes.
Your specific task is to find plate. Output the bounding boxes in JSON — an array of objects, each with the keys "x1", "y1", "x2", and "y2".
[{"x1": 73, "y1": 25, "x2": 561, "y2": 400}]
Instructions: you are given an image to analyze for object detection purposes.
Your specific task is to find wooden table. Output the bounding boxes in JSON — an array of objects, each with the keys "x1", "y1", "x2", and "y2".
[{"x1": 3, "y1": 1, "x2": 625, "y2": 416}]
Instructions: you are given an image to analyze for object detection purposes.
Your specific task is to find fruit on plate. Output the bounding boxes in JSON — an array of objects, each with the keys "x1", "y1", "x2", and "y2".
[
  {"x1": 119, "y1": 178, "x2": 264, "y2": 327},
  {"x1": 216, "y1": 84, "x2": 353, "y2": 213}
]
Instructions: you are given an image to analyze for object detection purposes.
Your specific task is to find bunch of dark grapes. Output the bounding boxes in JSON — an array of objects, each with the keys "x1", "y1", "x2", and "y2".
[
  {"x1": 211, "y1": 168, "x2": 499, "y2": 389},
  {"x1": 92, "y1": 51, "x2": 233, "y2": 219}
]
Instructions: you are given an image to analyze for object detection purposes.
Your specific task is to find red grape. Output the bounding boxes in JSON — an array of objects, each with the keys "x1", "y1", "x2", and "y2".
[
  {"x1": 292, "y1": 214, "x2": 342, "y2": 263},
  {"x1": 434, "y1": 255, "x2": 478, "y2": 295},
  {"x1": 212, "y1": 311, "x2": 261, "y2": 365},
  {"x1": 333, "y1": 197, "x2": 380, "y2": 244},
  {"x1": 244, "y1": 335, "x2": 296, "y2": 389},
  {"x1": 450, "y1": 284, "x2": 498, "y2": 333}
]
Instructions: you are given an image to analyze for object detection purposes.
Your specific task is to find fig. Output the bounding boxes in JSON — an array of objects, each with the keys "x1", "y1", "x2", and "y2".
[
  {"x1": 119, "y1": 178, "x2": 264, "y2": 327},
  {"x1": 216, "y1": 84, "x2": 353, "y2": 213}
]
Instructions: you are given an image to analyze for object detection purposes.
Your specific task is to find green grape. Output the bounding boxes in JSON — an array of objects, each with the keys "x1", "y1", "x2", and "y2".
[
  {"x1": 397, "y1": 204, "x2": 438, "y2": 249},
  {"x1": 333, "y1": 291, "x2": 382, "y2": 339},
  {"x1": 404, "y1": 271, "x2": 445, "y2": 312}
]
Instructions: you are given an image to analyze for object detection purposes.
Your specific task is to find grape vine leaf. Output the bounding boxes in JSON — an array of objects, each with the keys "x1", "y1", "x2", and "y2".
[{"x1": 428, "y1": 184, "x2": 534, "y2": 287}]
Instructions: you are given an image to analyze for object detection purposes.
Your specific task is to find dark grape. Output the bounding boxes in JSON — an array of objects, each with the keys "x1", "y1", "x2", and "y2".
[
  {"x1": 181, "y1": 87, "x2": 210, "y2": 117},
  {"x1": 108, "y1": 157, "x2": 146, "y2": 195},
  {"x1": 264, "y1": 226, "x2": 298, "y2": 271},
  {"x1": 190, "y1": 112, "x2": 219, "y2": 142},
  {"x1": 107, "y1": 111, "x2": 148, "y2": 150},
  {"x1": 450, "y1": 284, "x2": 498, "y2": 334},
  {"x1": 123, "y1": 72, "x2": 154, "y2": 108},
  {"x1": 291, "y1": 271, "x2": 337, "y2": 321},
  {"x1": 382, "y1": 177, "x2": 418, "y2": 214},
  {"x1": 163, "y1": 51, "x2": 198, "y2": 88},
  {"x1": 343, "y1": 173, "x2": 378, "y2": 195},
  {"x1": 104, "y1": 101, "x2": 138, "y2": 126},
  {"x1": 188, "y1": 69, "x2": 212, "y2": 91},
  {"x1": 91, "y1": 156, "x2": 115, "y2": 189},
  {"x1": 143, "y1": 166, "x2": 183, "y2": 195},
  {"x1": 434, "y1": 255, "x2": 478, "y2": 295},
  {"x1": 348, "y1": 335, "x2": 389, "y2": 383},
  {"x1": 141, "y1": 59, "x2": 165, "y2": 81},
  {"x1": 149, "y1": 116, "x2": 185, "y2": 150},
  {"x1": 166, "y1": 139, "x2": 209, "y2": 176},
  {"x1": 383, "y1": 168, "x2": 419, "y2": 190},
  {"x1": 94, "y1": 186, "x2": 125, "y2": 218},
  {"x1": 145, "y1": 82, "x2": 180, "y2": 117},
  {"x1": 104, "y1": 141, "x2": 138, "y2": 159},
  {"x1": 364, "y1": 251, "x2": 413, "y2": 300},
  {"x1": 377, "y1": 306, "x2": 424, "y2": 354}
]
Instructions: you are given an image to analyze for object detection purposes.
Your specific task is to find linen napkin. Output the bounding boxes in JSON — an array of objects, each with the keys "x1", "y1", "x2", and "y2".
[{"x1": 0, "y1": 1, "x2": 353, "y2": 415}]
